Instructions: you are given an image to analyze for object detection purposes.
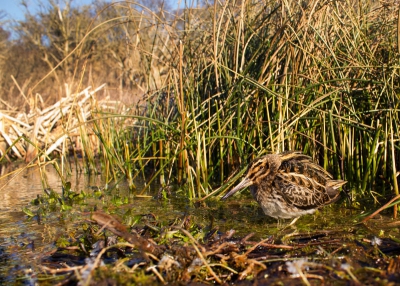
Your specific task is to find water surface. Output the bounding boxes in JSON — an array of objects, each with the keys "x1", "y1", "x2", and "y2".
[{"x1": 1, "y1": 162, "x2": 400, "y2": 284}]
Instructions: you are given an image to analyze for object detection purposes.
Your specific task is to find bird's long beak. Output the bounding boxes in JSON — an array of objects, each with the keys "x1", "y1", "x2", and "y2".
[{"x1": 221, "y1": 177, "x2": 253, "y2": 200}]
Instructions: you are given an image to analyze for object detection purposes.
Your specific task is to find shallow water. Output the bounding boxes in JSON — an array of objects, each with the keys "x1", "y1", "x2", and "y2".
[
  {"x1": 1, "y1": 162, "x2": 400, "y2": 284},
  {"x1": 0, "y1": 163, "x2": 211, "y2": 283},
  {"x1": 0, "y1": 163, "x2": 103, "y2": 284}
]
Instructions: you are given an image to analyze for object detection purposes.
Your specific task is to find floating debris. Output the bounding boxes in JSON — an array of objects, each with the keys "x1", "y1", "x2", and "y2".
[{"x1": 27, "y1": 211, "x2": 400, "y2": 285}]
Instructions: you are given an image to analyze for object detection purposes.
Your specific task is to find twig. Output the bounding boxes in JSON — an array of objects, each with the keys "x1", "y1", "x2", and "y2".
[
  {"x1": 175, "y1": 227, "x2": 223, "y2": 284},
  {"x1": 362, "y1": 193, "x2": 400, "y2": 223}
]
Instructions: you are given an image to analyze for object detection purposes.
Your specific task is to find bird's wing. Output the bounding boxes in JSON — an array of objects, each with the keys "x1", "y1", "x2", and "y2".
[
  {"x1": 274, "y1": 172, "x2": 330, "y2": 210},
  {"x1": 279, "y1": 152, "x2": 333, "y2": 181}
]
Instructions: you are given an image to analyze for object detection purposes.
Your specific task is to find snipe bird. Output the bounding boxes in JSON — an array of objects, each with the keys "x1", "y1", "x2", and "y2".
[{"x1": 221, "y1": 151, "x2": 346, "y2": 224}]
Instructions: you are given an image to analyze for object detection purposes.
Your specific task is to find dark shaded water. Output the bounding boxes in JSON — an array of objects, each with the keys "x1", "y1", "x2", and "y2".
[{"x1": 1, "y1": 162, "x2": 400, "y2": 284}]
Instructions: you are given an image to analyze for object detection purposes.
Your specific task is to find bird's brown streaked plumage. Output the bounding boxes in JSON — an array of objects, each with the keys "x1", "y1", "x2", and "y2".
[{"x1": 221, "y1": 151, "x2": 346, "y2": 223}]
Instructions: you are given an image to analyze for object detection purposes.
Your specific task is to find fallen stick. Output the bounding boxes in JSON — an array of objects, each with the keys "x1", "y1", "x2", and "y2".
[{"x1": 362, "y1": 193, "x2": 400, "y2": 223}]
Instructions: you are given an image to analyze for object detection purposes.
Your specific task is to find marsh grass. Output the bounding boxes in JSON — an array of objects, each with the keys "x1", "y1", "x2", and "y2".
[
  {"x1": 4, "y1": 0, "x2": 400, "y2": 210},
  {"x1": 128, "y1": 0, "x2": 400, "y2": 203}
]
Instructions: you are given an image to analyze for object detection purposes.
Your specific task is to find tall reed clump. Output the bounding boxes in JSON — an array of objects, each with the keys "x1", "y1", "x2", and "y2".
[
  {"x1": 52, "y1": 0, "x2": 399, "y2": 206},
  {"x1": 138, "y1": 0, "x2": 399, "y2": 202}
]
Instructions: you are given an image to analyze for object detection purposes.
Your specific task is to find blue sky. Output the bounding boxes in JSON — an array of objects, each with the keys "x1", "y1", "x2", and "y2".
[
  {"x1": 0, "y1": 1, "x2": 179, "y2": 22},
  {"x1": 0, "y1": 1, "x2": 27, "y2": 21},
  {"x1": 0, "y1": 0, "x2": 94, "y2": 21}
]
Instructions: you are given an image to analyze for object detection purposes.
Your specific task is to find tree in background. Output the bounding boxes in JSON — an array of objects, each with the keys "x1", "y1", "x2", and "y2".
[{"x1": 0, "y1": 0, "x2": 174, "y2": 109}]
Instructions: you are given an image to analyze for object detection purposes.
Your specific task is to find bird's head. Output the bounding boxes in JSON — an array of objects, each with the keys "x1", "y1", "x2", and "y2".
[{"x1": 221, "y1": 154, "x2": 280, "y2": 200}]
